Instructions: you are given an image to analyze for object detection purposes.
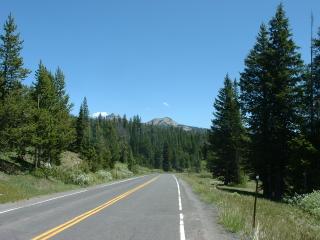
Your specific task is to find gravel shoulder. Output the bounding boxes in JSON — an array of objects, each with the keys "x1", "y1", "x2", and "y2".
[{"x1": 179, "y1": 178, "x2": 238, "y2": 240}]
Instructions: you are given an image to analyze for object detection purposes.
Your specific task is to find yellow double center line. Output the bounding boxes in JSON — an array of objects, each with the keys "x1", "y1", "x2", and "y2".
[{"x1": 32, "y1": 176, "x2": 159, "y2": 240}]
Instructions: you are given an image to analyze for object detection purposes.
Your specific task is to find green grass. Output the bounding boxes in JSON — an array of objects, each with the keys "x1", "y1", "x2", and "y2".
[
  {"x1": 0, "y1": 172, "x2": 79, "y2": 203},
  {"x1": 0, "y1": 164, "x2": 139, "y2": 203},
  {"x1": 0, "y1": 151, "x2": 156, "y2": 204},
  {"x1": 180, "y1": 173, "x2": 320, "y2": 240}
]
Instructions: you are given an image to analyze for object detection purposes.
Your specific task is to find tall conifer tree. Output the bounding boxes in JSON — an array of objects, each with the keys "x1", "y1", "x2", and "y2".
[
  {"x1": 209, "y1": 75, "x2": 244, "y2": 184},
  {"x1": 0, "y1": 14, "x2": 30, "y2": 98},
  {"x1": 76, "y1": 97, "x2": 90, "y2": 152},
  {"x1": 240, "y1": 4, "x2": 303, "y2": 199}
]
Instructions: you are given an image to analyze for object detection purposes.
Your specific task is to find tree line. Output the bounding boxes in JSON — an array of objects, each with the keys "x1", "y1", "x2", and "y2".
[
  {"x1": 76, "y1": 98, "x2": 205, "y2": 172},
  {"x1": 208, "y1": 4, "x2": 320, "y2": 200},
  {"x1": 0, "y1": 14, "x2": 205, "y2": 174}
]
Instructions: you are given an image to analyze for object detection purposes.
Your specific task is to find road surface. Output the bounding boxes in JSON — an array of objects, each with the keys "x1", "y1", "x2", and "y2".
[{"x1": 0, "y1": 174, "x2": 235, "y2": 240}]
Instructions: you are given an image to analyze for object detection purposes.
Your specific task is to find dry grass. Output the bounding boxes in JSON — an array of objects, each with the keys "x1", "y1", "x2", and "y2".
[{"x1": 180, "y1": 173, "x2": 320, "y2": 240}]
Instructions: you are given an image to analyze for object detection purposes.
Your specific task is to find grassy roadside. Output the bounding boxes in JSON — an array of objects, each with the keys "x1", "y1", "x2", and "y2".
[
  {"x1": 0, "y1": 162, "x2": 158, "y2": 204},
  {"x1": 0, "y1": 172, "x2": 79, "y2": 203},
  {"x1": 180, "y1": 173, "x2": 320, "y2": 240}
]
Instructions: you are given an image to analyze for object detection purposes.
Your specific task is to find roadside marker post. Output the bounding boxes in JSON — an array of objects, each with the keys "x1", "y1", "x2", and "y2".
[{"x1": 252, "y1": 175, "x2": 259, "y2": 229}]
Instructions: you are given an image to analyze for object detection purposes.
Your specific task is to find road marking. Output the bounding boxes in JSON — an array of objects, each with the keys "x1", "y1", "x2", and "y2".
[
  {"x1": 0, "y1": 189, "x2": 88, "y2": 215},
  {"x1": 0, "y1": 175, "x2": 145, "y2": 215},
  {"x1": 179, "y1": 213, "x2": 186, "y2": 240},
  {"x1": 32, "y1": 176, "x2": 159, "y2": 240},
  {"x1": 173, "y1": 175, "x2": 186, "y2": 240},
  {"x1": 91, "y1": 175, "x2": 143, "y2": 190}
]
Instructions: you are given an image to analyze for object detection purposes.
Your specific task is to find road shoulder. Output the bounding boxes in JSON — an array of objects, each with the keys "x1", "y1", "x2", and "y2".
[{"x1": 178, "y1": 177, "x2": 238, "y2": 240}]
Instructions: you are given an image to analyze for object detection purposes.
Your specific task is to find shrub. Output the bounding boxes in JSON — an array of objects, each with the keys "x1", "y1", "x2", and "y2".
[
  {"x1": 79, "y1": 161, "x2": 91, "y2": 173},
  {"x1": 70, "y1": 172, "x2": 93, "y2": 186},
  {"x1": 31, "y1": 168, "x2": 47, "y2": 178},
  {"x1": 39, "y1": 167, "x2": 93, "y2": 186},
  {"x1": 111, "y1": 162, "x2": 134, "y2": 179},
  {"x1": 96, "y1": 170, "x2": 113, "y2": 181},
  {"x1": 46, "y1": 167, "x2": 71, "y2": 183},
  {"x1": 296, "y1": 191, "x2": 320, "y2": 219}
]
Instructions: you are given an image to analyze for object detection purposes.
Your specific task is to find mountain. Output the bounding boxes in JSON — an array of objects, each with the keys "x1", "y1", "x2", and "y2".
[
  {"x1": 147, "y1": 117, "x2": 179, "y2": 127},
  {"x1": 146, "y1": 117, "x2": 205, "y2": 132},
  {"x1": 105, "y1": 113, "x2": 121, "y2": 120},
  {"x1": 92, "y1": 112, "x2": 121, "y2": 119},
  {"x1": 93, "y1": 114, "x2": 207, "y2": 132}
]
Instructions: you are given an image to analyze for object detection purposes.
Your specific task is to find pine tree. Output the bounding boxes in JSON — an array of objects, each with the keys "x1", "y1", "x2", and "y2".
[
  {"x1": 127, "y1": 148, "x2": 136, "y2": 172},
  {"x1": 240, "y1": 4, "x2": 303, "y2": 199},
  {"x1": 0, "y1": 14, "x2": 34, "y2": 160},
  {"x1": 154, "y1": 149, "x2": 163, "y2": 169},
  {"x1": 32, "y1": 62, "x2": 74, "y2": 166},
  {"x1": 0, "y1": 86, "x2": 35, "y2": 157},
  {"x1": 76, "y1": 97, "x2": 90, "y2": 153},
  {"x1": 162, "y1": 142, "x2": 170, "y2": 171},
  {"x1": 54, "y1": 67, "x2": 72, "y2": 111},
  {"x1": 32, "y1": 62, "x2": 57, "y2": 166},
  {"x1": 312, "y1": 31, "x2": 320, "y2": 139},
  {"x1": 240, "y1": 24, "x2": 272, "y2": 191},
  {"x1": 109, "y1": 124, "x2": 120, "y2": 168},
  {"x1": 51, "y1": 68, "x2": 75, "y2": 164},
  {"x1": 291, "y1": 26, "x2": 320, "y2": 191},
  {"x1": 0, "y1": 14, "x2": 30, "y2": 99},
  {"x1": 209, "y1": 75, "x2": 244, "y2": 184}
]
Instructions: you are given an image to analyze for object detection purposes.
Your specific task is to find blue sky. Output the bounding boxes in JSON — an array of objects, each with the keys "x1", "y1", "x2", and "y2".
[{"x1": 1, "y1": 0, "x2": 320, "y2": 128}]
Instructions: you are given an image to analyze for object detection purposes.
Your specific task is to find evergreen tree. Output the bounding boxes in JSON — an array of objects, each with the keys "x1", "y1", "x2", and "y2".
[
  {"x1": 0, "y1": 86, "x2": 35, "y2": 157},
  {"x1": 76, "y1": 97, "x2": 90, "y2": 153},
  {"x1": 209, "y1": 75, "x2": 244, "y2": 184},
  {"x1": 54, "y1": 67, "x2": 72, "y2": 110},
  {"x1": 162, "y1": 142, "x2": 170, "y2": 171},
  {"x1": 32, "y1": 62, "x2": 74, "y2": 166},
  {"x1": 240, "y1": 4, "x2": 304, "y2": 199},
  {"x1": 290, "y1": 27, "x2": 320, "y2": 192},
  {"x1": 154, "y1": 149, "x2": 163, "y2": 169},
  {"x1": 52, "y1": 68, "x2": 75, "y2": 162},
  {"x1": 0, "y1": 14, "x2": 33, "y2": 160},
  {"x1": 0, "y1": 14, "x2": 30, "y2": 99},
  {"x1": 312, "y1": 31, "x2": 320, "y2": 139},
  {"x1": 127, "y1": 148, "x2": 136, "y2": 172},
  {"x1": 32, "y1": 62, "x2": 56, "y2": 166}
]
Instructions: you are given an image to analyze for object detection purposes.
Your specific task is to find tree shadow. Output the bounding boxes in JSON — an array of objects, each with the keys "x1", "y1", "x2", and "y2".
[{"x1": 216, "y1": 184, "x2": 263, "y2": 198}]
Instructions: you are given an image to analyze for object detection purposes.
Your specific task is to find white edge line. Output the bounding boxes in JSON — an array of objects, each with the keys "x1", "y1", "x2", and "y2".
[
  {"x1": 0, "y1": 189, "x2": 88, "y2": 214},
  {"x1": 180, "y1": 213, "x2": 186, "y2": 240},
  {"x1": 0, "y1": 175, "x2": 146, "y2": 215},
  {"x1": 173, "y1": 175, "x2": 186, "y2": 240}
]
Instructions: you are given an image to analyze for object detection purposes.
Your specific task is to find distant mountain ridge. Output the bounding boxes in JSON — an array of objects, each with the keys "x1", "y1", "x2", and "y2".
[
  {"x1": 105, "y1": 113, "x2": 121, "y2": 120},
  {"x1": 93, "y1": 113, "x2": 206, "y2": 132},
  {"x1": 92, "y1": 112, "x2": 121, "y2": 120},
  {"x1": 146, "y1": 117, "x2": 206, "y2": 132}
]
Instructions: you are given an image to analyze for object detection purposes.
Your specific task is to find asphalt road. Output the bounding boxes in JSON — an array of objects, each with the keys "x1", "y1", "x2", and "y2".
[{"x1": 0, "y1": 174, "x2": 235, "y2": 240}]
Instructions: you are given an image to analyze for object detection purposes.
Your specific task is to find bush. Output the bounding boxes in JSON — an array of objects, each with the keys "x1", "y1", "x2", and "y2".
[
  {"x1": 296, "y1": 191, "x2": 320, "y2": 219},
  {"x1": 31, "y1": 161, "x2": 136, "y2": 186},
  {"x1": 78, "y1": 161, "x2": 90, "y2": 173},
  {"x1": 96, "y1": 170, "x2": 113, "y2": 181},
  {"x1": 70, "y1": 172, "x2": 93, "y2": 186},
  {"x1": 46, "y1": 167, "x2": 71, "y2": 183},
  {"x1": 111, "y1": 162, "x2": 134, "y2": 179},
  {"x1": 37, "y1": 166, "x2": 93, "y2": 186}
]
